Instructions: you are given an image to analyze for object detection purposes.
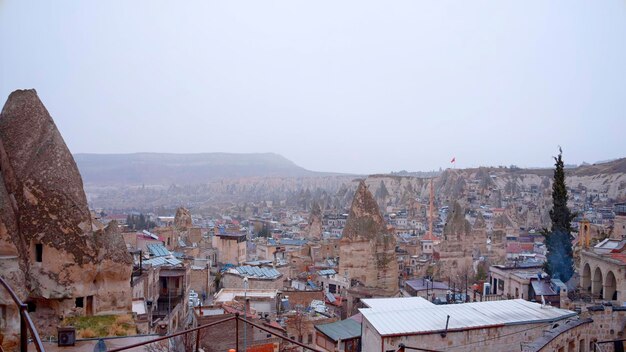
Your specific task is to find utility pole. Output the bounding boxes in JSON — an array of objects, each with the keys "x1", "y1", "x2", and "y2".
[{"x1": 243, "y1": 276, "x2": 248, "y2": 352}]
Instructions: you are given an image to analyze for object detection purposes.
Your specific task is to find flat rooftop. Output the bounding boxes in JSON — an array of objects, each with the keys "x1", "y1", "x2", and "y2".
[{"x1": 360, "y1": 299, "x2": 576, "y2": 336}]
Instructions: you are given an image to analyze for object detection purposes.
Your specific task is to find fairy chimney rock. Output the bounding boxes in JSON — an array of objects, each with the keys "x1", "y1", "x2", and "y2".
[
  {"x1": 339, "y1": 180, "x2": 398, "y2": 293},
  {"x1": 307, "y1": 202, "x2": 323, "y2": 240},
  {"x1": 0, "y1": 90, "x2": 132, "y2": 346}
]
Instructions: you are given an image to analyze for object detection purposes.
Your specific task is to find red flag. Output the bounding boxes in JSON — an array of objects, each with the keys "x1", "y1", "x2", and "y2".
[{"x1": 450, "y1": 157, "x2": 456, "y2": 163}]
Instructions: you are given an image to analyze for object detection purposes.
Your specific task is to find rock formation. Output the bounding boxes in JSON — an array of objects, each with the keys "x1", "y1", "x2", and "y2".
[
  {"x1": 306, "y1": 202, "x2": 323, "y2": 240},
  {"x1": 174, "y1": 206, "x2": 192, "y2": 231},
  {"x1": 0, "y1": 90, "x2": 132, "y2": 347},
  {"x1": 339, "y1": 181, "x2": 398, "y2": 294}
]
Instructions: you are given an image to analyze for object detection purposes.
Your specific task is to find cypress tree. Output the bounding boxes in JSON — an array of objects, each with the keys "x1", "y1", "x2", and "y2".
[{"x1": 544, "y1": 148, "x2": 575, "y2": 281}]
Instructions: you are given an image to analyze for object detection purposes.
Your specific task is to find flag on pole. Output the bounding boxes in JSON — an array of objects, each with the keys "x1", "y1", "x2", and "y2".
[{"x1": 450, "y1": 157, "x2": 456, "y2": 164}]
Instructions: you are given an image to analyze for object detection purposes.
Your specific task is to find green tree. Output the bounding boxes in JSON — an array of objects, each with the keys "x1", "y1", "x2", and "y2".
[{"x1": 544, "y1": 148, "x2": 575, "y2": 281}]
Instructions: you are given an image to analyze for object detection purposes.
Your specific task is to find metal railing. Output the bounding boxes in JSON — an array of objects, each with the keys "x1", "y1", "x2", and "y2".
[
  {"x1": 0, "y1": 276, "x2": 44, "y2": 352},
  {"x1": 594, "y1": 338, "x2": 625, "y2": 352},
  {"x1": 108, "y1": 313, "x2": 324, "y2": 352}
]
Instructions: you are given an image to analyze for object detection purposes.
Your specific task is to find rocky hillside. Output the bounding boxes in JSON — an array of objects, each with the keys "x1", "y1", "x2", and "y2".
[
  {"x1": 83, "y1": 157, "x2": 626, "y2": 215},
  {"x1": 75, "y1": 152, "x2": 333, "y2": 185}
]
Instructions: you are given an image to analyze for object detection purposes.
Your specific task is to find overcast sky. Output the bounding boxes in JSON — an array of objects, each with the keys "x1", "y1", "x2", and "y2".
[{"x1": 1, "y1": 1, "x2": 625, "y2": 174}]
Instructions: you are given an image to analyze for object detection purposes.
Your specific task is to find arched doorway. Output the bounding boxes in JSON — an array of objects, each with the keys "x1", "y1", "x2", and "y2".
[
  {"x1": 582, "y1": 263, "x2": 591, "y2": 292},
  {"x1": 605, "y1": 271, "x2": 618, "y2": 301},
  {"x1": 592, "y1": 267, "x2": 603, "y2": 298}
]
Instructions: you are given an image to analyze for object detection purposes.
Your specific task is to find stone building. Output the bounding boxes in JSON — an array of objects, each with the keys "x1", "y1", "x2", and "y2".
[
  {"x1": 221, "y1": 265, "x2": 284, "y2": 290},
  {"x1": 212, "y1": 233, "x2": 247, "y2": 265},
  {"x1": 360, "y1": 298, "x2": 575, "y2": 352},
  {"x1": 580, "y1": 238, "x2": 626, "y2": 301},
  {"x1": 614, "y1": 203, "x2": 626, "y2": 239},
  {"x1": 521, "y1": 304, "x2": 626, "y2": 352},
  {"x1": 338, "y1": 181, "x2": 399, "y2": 312},
  {"x1": 0, "y1": 90, "x2": 132, "y2": 348}
]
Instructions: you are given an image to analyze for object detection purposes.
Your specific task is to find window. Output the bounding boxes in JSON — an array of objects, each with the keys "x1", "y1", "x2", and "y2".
[
  {"x1": 35, "y1": 243, "x2": 43, "y2": 263},
  {"x1": 27, "y1": 301, "x2": 36, "y2": 312},
  {"x1": 579, "y1": 339, "x2": 585, "y2": 352},
  {"x1": 75, "y1": 297, "x2": 84, "y2": 308},
  {"x1": 307, "y1": 334, "x2": 312, "y2": 344},
  {"x1": 0, "y1": 305, "x2": 6, "y2": 329}
]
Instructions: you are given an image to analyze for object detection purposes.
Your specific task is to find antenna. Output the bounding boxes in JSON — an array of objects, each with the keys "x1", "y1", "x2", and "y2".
[{"x1": 428, "y1": 179, "x2": 434, "y2": 239}]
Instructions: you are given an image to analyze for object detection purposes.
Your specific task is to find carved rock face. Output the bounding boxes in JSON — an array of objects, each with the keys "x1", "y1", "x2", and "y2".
[
  {"x1": 0, "y1": 90, "x2": 95, "y2": 266},
  {"x1": 0, "y1": 90, "x2": 132, "y2": 344}
]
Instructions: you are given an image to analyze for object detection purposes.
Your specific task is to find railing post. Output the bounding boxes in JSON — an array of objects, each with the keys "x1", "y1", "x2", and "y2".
[
  {"x1": 19, "y1": 305, "x2": 27, "y2": 352},
  {"x1": 194, "y1": 329, "x2": 200, "y2": 352},
  {"x1": 235, "y1": 313, "x2": 239, "y2": 352}
]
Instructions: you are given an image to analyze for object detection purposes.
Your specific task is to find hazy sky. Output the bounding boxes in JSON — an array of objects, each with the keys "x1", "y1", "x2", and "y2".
[{"x1": 2, "y1": 1, "x2": 625, "y2": 174}]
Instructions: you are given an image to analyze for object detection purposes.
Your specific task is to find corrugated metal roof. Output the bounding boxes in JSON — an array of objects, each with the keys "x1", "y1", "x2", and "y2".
[
  {"x1": 234, "y1": 265, "x2": 281, "y2": 279},
  {"x1": 360, "y1": 299, "x2": 576, "y2": 336},
  {"x1": 315, "y1": 318, "x2": 362, "y2": 341},
  {"x1": 361, "y1": 297, "x2": 434, "y2": 310},
  {"x1": 143, "y1": 257, "x2": 182, "y2": 267},
  {"x1": 147, "y1": 244, "x2": 171, "y2": 257},
  {"x1": 405, "y1": 279, "x2": 449, "y2": 291},
  {"x1": 318, "y1": 269, "x2": 337, "y2": 276},
  {"x1": 531, "y1": 280, "x2": 557, "y2": 296}
]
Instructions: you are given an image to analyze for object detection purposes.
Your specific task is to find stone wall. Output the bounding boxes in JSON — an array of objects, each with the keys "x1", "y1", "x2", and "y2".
[
  {"x1": 189, "y1": 266, "x2": 210, "y2": 297},
  {"x1": 523, "y1": 306, "x2": 626, "y2": 352},
  {"x1": 282, "y1": 289, "x2": 324, "y2": 309}
]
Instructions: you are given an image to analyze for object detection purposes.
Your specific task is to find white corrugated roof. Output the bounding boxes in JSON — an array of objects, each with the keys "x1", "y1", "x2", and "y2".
[
  {"x1": 361, "y1": 296, "x2": 434, "y2": 310},
  {"x1": 360, "y1": 299, "x2": 576, "y2": 336}
]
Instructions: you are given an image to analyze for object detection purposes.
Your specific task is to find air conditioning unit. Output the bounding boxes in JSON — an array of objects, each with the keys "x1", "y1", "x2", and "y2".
[{"x1": 58, "y1": 326, "x2": 76, "y2": 346}]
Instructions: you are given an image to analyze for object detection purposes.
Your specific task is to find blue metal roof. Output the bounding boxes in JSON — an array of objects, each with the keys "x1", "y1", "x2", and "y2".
[
  {"x1": 147, "y1": 244, "x2": 171, "y2": 257},
  {"x1": 315, "y1": 319, "x2": 361, "y2": 342},
  {"x1": 235, "y1": 265, "x2": 281, "y2": 279}
]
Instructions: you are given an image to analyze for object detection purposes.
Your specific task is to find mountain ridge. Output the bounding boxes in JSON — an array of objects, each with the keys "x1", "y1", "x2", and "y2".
[{"x1": 74, "y1": 152, "x2": 349, "y2": 185}]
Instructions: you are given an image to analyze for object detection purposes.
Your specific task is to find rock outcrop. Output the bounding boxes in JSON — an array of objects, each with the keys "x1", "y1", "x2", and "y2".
[
  {"x1": 0, "y1": 90, "x2": 132, "y2": 347},
  {"x1": 339, "y1": 181, "x2": 398, "y2": 294},
  {"x1": 174, "y1": 207, "x2": 192, "y2": 231},
  {"x1": 306, "y1": 202, "x2": 323, "y2": 240}
]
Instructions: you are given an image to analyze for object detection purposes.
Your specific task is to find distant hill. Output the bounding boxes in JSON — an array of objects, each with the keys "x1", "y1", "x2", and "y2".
[{"x1": 74, "y1": 152, "x2": 331, "y2": 185}]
